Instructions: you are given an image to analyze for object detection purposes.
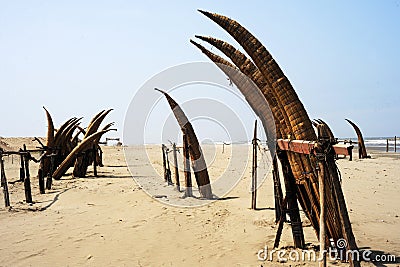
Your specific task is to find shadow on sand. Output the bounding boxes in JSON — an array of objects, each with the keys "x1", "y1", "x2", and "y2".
[{"x1": 358, "y1": 248, "x2": 399, "y2": 267}]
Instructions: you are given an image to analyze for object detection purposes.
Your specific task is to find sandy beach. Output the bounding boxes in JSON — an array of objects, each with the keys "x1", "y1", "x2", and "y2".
[{"x1": 0, "y1": 137, "x2": 398, "y2": 266}]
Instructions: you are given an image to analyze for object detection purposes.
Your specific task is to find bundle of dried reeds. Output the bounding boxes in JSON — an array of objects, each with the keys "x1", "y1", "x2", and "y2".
[
  {"x1": 155, "y1": 89, "x2": 213, "y2": 199},
  {"x1": 40, "y1": 108, "x2": 113, "y2": 180},
  {"x1": 192, "y1": 10, "x2": 359, "y2": 266}
]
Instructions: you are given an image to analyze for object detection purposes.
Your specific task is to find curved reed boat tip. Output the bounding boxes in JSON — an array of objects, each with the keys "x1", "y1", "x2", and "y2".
[
  {"x1": 42, "y1": 106, "x2": 54, "y2": 143},
  {"x1": 189, "y1": 39, "x2": 201, "y2": 47},
  {"x1": 194, "y1": 35, "x2": 211, "y2": 42},
  {"x1": 197, "y1": 9, "x2": 213, "y2": 18},
  {"x1": 154, "y1": 88, "x2": 166, "y2": 94}
]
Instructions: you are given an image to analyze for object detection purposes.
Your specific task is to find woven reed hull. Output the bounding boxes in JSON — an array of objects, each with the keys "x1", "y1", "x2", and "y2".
[
  {"x1": 156, "y1": 89, "x2": 213, "y2": 199},
  {"x1": 189, "y1": 40, "x2": 276, "y2": 148},
  {"x1": 40, "y1": 107, "x2": 55, "y2": 176},
  {"x1": 198, "y1": 10, "x2": 315, "y2": 141},
  {"x1": 73, "y1": 122, "x2": 114, "y2": 177},
  {"x1": 197, "y1": 9, "x2": 320, "y2": 194},
  {"x1": 58, "y1": 118, "x2": 81, "y2": 154},
  {"x1": 191, "y1": 37, "x2": 322, "y2": 234},
  {"x1": 53, "y1": 118, "x2": 76, "y2": 146},
  {"x1": 196, "y1": 11, "x2": 357, "y2": 247},
  {"x1": 191, "y1": 39, "x2": 332, "y2": 239},
  {"x1": 191, "y1": 37, "x2": 326, "y2": 235},
  {"x1": 53, "y1": 130, "x2": 110, "y2": 180},
  {"x1": 52, "y1": 118, "x2": 81, "y2": 168},
  {"x1": 345, "y1": 119, "x2": 368, "y2": 158},
  {"x1": 73, "y1": 110, "x2": 112, "y2": 177},
  {"x1": 43, "y1": 107, "x2": 54, "y2": 148},
  {"x1": 191, "y1": 43, "x2": 317, "y2": 242},
  {"x1": 84, "y1": 109, "x2": 113, "y2": 138},
  {"x1": 194, "y1": 35, "x2": 289, "y2": 139},
  {"x1": 314, "y1": 119, "x2": 335, "y2": 140}
]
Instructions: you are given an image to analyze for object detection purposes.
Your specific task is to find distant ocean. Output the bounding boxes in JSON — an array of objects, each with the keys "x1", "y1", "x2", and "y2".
[
  {"x1": 340, "y1": 137, "x2": 399, "y2": 151},
  {"x1": 206, "y1": 137, "x2": 399, "y2": 152}
]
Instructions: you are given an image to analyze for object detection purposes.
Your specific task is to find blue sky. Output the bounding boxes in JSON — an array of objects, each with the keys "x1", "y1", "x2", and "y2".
[{"x1": 1, "y1": 1, "x2": 399, "y2": 140}]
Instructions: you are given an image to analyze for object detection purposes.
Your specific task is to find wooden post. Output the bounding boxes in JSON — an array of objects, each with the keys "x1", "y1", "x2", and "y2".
[
  {"x1": 162, "y1": 145, "x2": 168, "y2": 182},
  {"x1": 0, "y1": 156, "x2": 3, "y2": 189},
  {"x1": 273, "y1": 197, "x2": 287, "y2": 248},
  {"x1": 318, "y1": 158, "x2": 327, "y2": 267},
  {"x1": 19, "y1": 150, "x2": 25, "y2": 182},
  {"x1": 93, "y1": 145, "x2": 98, "y2": 177},
  {"x1": 222, "y1": 142, "x2": 230, "y2": 154},
  {"x1": 38, "y1": 153, "x2": 45, "y2": 194},
  {"x1": 277, "y1": 150, "x2": 305, "y2": 248},
  {"x1": 386, "y1": 139, "x2": 389, "y2": 152},
  {"x1": 38, "y1": 168, "x2": 45, "y2": 194},
  {"x1": 1, "y1": 157, "x2": 11, "y2": 208},
  {"x1": 395, "y1": 136, "x2": 397, "y2": 153},
  {"x1": 165, "y1": 146, "x2": 172, "y2": 185},
  {"x1": 23, "y1": 145, "x2": 33, "y2": 203},
  {"x1": 172, "y1": 143, "x2": 180, "y2": 191},
  {"x1": 161, "y1": 144, "x2": 168, "y2": 182},
  {"x1": 46, "y1": 155, "x2": 54, "y2": 190},
  {"x1": 251, "y1": 120, "x2": 257, "y2": 210},
  {"x1": 183, "y1": 131, "x2": 193, "y2": 197},
  {"x1": 272, "y1": 155, "x2": 284, "y2": 223},
  {"x1": 98, "y1": 147, "x2": 103, "y2": 167},
  {"x1": 325, "y1": 153, "x2": 360, "y2": 267}
]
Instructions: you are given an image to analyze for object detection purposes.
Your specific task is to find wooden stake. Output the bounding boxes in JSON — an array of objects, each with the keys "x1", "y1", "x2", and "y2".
[
  {"x1": 222, "y1": 142, "x2": 230, "y2": 154},
  {"x1": 386, "y1": 139, "x2": 389, "y2": 153},
  {"x1": 0, "y1": 157, "x2": 3, "y2": 189},
  {"x1": 165, "y1": 146, "x2": 172, "y2": 185},
  {"x1": 325, "y1": 155, "x2": 360, "y2": 267},
  {"x1": 272, "y1": 155, "x2": 284, "y2": 223},
  {"x1": 251, "y1": 120, "x2": 257, "y2": 210},
  {"x1": 38, "y1": 168, "x2": 45, "y2": 194},
  {"x1": 172, "y1": 143, "x2": 180, "y2": 191},
  {"x1": 19, "y1": 150, "x2": 25, "y2": 182},
  {"x1": 1, "y1": 157, "x2": 11, "y2": 208},
  {"x1": 23, "y1": 145, "x2": 32, "y2": 204},
  {"x1": 273, "y1": 197, "x2": 287, "y2": 248},
  {"x1": 93, "y1": 145, "x2": 98, "y2": 177},
  {"x1": 277, "y1": 150, "x2": 305, "y2": 248},
  {"x1": 183, "y1": 131, "x2": 193, "y2": 197},
  {"x1": 162, "y1": 145, "x2": 168, "y2": 182},
  {"x1": 38, "y1": 152, "x2": 45, "y2": 194},
  {"x1": 46, "y1": 155, "x2": 54, "y2": 190},
  {"x1": 98, "y1": 147, "x2": 103, "y2": 167},
  {"x1": 318, "y1": 159, "x2": 326, "y2": 267}
]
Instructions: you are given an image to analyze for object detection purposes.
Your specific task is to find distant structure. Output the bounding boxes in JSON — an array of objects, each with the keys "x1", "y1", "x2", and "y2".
[{"x1": 105, "y1": 137, "x2": 121, "y2": 146}]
